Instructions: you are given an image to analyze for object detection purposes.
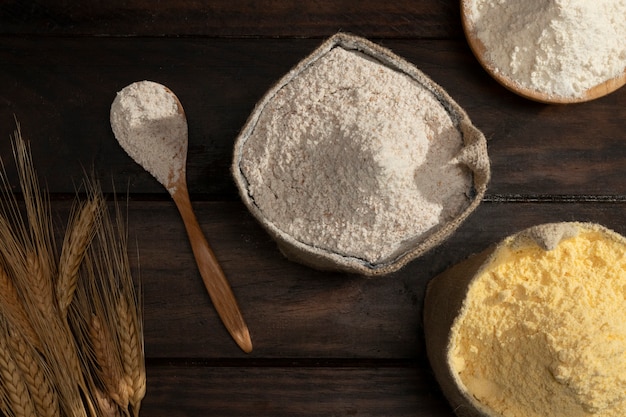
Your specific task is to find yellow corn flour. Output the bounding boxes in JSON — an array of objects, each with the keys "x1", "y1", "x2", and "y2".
[{"x1": 449, "y1": 230, "x2": 626, "y2": 417}]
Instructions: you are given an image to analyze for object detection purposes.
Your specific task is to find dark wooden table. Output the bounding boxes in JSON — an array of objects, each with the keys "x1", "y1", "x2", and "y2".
[{"x1": 1, "y1": 2, "x2": 625, "y2": 416}]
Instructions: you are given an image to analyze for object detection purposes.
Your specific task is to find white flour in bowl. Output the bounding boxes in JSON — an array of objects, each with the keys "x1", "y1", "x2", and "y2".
[
  {"x1": 466, "y1": 0, "x2": 626, "y2": 99},
  {"x1": 239, "y1": 46, "x2": 472, "y2": 265}
]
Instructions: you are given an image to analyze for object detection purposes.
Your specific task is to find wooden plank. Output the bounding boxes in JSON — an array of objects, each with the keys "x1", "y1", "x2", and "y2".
[
  {"x1": 141, "y1": 363, "x2": 453, "y2": 417},
  {"x1": 11, "y1": 197, "x2": 619, "y2": 360},
  {"x1": 0, "y1": 37, "x2": 316, "y2": 196},
  {"x1": 0, "y1": 189, "x2": 623, "y2": 360},
  {"x1": 123, "y1": 199, "x2": 425, "y2": 359},
  {"x1": 119, "y1": 200, "x2": 626, "y2": 359},
  {"x1": 1, "y1": 37, "x2": 624, "y2": 198},
  {"x1": 2, "y1": 3, "x2": 624, "y2": 416},
  {"x1": 0, "y1": 0, "x2": 462, "y2": 39}
]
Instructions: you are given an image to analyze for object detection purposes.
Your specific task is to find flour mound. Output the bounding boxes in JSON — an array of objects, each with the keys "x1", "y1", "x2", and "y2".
[
  {"x1": 450, "y1": 225, "x2": 626, "y2": 417},
  {"x1": 240, "y1": 47, "x2": 472, "y2": 264},
  {"x1": 111, "y1": 80, "x2": 187, "y2": 194},
  {"x1": 467, "y1": 0, "x2": 626, "y2": 99}
]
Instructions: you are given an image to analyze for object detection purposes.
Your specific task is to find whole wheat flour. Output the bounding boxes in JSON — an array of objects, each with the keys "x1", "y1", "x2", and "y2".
[
  {"x1": 467, "y1": 0, "x2": 626, "y2": 98},
  {"x1": 449, "y1": 227, "x2": 626, "y2": 417},
  {"x1": 240, "y1": 46, "x2": 472, "y2": 264},
  {"x1": 110, "y1": 80, "x2": 187, "y2": 194}
]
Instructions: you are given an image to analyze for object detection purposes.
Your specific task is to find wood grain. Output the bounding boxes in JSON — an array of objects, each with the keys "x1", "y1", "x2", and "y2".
[
  {"x1": 171, "y1": 181, "x2": 253, "y2": 353},
  {"x1": 141, "y1": 363, "x2": 453, "y2": 417},
  {"x1": 121, "y1": 200, "x2": 626, "y2": 359},
  {"x1": 0, "y1": 0, "x2": 462, "y2": 39},
  {"x1": 0, "y1": 37, "x2": 624, "y2": 198},
  {"x1": 1, "y1": 1, "x2": 625, "y2": 415}
]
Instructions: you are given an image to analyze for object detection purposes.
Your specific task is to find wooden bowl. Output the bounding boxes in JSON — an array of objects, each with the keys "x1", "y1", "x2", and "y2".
[
  {"x1": 424, "y1": 222, "x2": 626, "y2": 416},
  {"x1": 460, "y1": 0, "x2": 626, "y2": 104}
]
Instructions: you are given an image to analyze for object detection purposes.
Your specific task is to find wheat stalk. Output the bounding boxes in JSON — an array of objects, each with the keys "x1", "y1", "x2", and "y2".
[
  {"x1": 6, "y1": 326, "x2": 60, "y2": 417},
  {"x1": 0, "y1": 322, "x2": 37, "y2": 417},
  {"x1": 25, "y1": 250, "x2": 56, "y2": 317},
  {"x1": 68, "y1": 198, "x2": 144, "y2": 417},
  {"x1": 57, "y1": 196, "x2": 103, "y2": 317},
  {"x1": 12, "y1": 127, "x2": 56, "y2": 263},
  {"x1": 0, "y1": 262, "x2": 41, "y2": 351},
  {"x1": 0, "y1": 126, "x2": 145, "y2": 417},
  {"x1": 26, "y1": 308, "x2": 92, "y2": 417},
  {"x1": 89, "y1": 313, "x2": 130, "y2": 410},
  {"x1": 79, "y1": 188, "x2": 145, "y2": 417},
  {"x1": 116, "y1": 296, "x2": 145, "y2": 417},
  {"x1": 94, "y1": 388, "x2": 124, "y2": 417}
]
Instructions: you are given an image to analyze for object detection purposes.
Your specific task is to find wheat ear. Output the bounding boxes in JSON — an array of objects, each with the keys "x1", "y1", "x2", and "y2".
[
  {"x1": 89, "y1": 314, "x2": 130, "y2": 410},
  {"x1": 25, "y1": 250, "x2": 56, "y2": 318},
  {"x1": 94, "y1": 388, "x2": 124, "y2": 417},
  {"x1": 0, "y1": 263, "x2": 41, "y2": 351},
  {"x1": 7, "y1": 327, "x2": 60, "y2": 417},
  {"x1": 25, "y1": 294, "x2": 91, "y2": 417},
  {"x1": 116, "y1": 295, "x2": 146, "y2": 417},
  {"x1": 57, "y1": 196, "x2": 103, "y2": 317},
  {"x1": 0, "y1": 324, "x2": 37, "y2": 417}
]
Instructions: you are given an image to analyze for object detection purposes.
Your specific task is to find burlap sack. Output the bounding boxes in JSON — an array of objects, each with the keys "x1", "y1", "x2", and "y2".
[
  {"x1": 423, "y1": 222, "x2": 626, "y2": 417},
  {"x1": 231, "y1": 33, "x2": 490, "y2": 276}
]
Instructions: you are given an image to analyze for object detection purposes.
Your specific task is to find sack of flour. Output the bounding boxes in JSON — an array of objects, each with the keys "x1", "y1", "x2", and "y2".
[
  {"x1": 232, "y1": 33, "x2": 490, "y2": 276},
  {"x1": 424, "y1": 222, "x2": 626, "y2": 417}
]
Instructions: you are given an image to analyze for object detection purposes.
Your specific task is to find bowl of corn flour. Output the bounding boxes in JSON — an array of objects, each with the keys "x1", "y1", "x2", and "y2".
[
  {"x1": 461, "y1": 0, "x2": 626, "y2": 103},
  {"x1": 424, "y1": 222, "x2": 626, "y2": 417},
  {"x1": 232, "y1": 33, "x2": 490, "y2": 276}
]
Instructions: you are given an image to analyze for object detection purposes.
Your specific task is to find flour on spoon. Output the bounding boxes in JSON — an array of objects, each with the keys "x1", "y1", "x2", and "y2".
[{"x1": 110, "y1": 80, "x2": 188, "y2": 194}]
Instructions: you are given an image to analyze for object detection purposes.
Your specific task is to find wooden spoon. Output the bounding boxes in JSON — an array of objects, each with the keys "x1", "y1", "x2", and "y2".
[
  {"x1": 110, "y1": 80, "x2": 253, "y2": 353},
  {"x1": 460, "y1": 0, "x2": 626, "y2": 104}
]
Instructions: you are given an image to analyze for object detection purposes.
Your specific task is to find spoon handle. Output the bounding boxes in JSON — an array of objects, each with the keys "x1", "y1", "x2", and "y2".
[{"x1": 171, "y1": 183, "x2": 253, "y2": 353}]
